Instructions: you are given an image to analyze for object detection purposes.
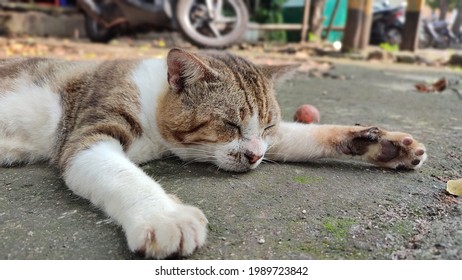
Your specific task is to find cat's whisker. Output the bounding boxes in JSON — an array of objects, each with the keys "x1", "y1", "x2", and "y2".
[
  {"x1": 171, "y1": 145, "x2": 214, "y2": 151},
  {"x1": 264, "y1": 152, "x2": 285, "y2": 157},
  {"x1": 169, "y1": 147, "x2": 215, "y2": 156},
  {"x1": 262, "y1": 157, "x2": 279, "y2": 165},
  {"x1": 173, "y1": 141, "x2": 218, "y2": 148},
  {"x1": 181, "y1": 156, "x2": 217, "y2": 166},
  {"x1": 160, "y1": 154, "x2": 182, "y2": 160}
]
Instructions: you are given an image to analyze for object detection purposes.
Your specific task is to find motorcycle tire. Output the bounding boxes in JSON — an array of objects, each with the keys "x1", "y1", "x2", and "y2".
[
  {"x1": 384, "y1": 26, "x2": 402, "y2": 46},
  {"x1": 175, "y1": 0, "x2": 249, "y2": 48},
  {"x1": 84, "y1": 15, "x2": 116, "y2": 43},
  {"x1": 418, "y1": 29, "x2": 431, "y2": 49}
]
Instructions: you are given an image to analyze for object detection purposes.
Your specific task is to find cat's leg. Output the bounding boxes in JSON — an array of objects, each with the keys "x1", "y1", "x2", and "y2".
[
  {"x1": 61, "y1": 138, "x2": 207, "y2": 259},
  {"x1": 266, "y1": 122, "x2": 427, "y2": 169}
]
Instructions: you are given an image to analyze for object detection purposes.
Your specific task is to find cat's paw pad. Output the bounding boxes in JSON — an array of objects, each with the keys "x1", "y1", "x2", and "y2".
[
  {"x1": 371, "y1": 133, "x2": 427, "y2": 169},
  {"x1": 363, "y1": 130, "x2": 427, "y2": 169},
  {"x1": 126, "y1": 203, "x2": 208, "y2": 259},
  {"x1": 342, "y1": 127, "x2": 427, "y2": 169}
]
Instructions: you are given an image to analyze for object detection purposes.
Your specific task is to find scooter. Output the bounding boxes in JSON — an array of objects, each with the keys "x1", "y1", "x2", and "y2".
[
  {"x1": 420, "y1": 18, "x2": 459, "y2": 49},
  {"x1": 77, "y1": 0, "x2": 249, "y2": 48},
  {"x1": 369, "y1": 2, "x2": 405, "y2": 45}
]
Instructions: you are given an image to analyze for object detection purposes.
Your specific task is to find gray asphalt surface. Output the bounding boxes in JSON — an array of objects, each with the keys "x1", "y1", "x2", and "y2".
[{"x1": 1, "y1": 58, "x2": 461, "y2": 260}]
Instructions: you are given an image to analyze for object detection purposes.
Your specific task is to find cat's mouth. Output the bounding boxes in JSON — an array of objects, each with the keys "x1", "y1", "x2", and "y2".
[{"x1": 169, "y1": 141, "x2": 266, "y2": 172}]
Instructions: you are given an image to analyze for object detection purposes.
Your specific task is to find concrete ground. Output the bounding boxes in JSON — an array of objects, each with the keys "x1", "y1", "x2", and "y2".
[{"x1": 1, "y1": 44, "x2": 461, "y2": 260}]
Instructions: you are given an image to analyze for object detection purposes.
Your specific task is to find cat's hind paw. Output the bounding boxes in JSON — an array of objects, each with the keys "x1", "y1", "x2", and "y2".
[
  {"x1": 342, "y1": 127, "x2": 427, "y2": 170},
  {"x1": 126, "y1": 202, "x2": 208, "y2": 259}
]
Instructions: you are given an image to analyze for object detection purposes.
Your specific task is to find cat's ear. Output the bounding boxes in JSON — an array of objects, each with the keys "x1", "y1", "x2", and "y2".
[
  {"x1": 259, "y1": 64, "x2": 300, "y2": 85},
  {"x1": 167, "y1": 48, "x2": 219, "y2": 92}
]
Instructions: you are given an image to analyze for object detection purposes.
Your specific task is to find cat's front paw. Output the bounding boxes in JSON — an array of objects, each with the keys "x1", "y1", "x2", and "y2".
[
  {"x1": 342, "y1": 126, "x2": 427, "y2": 169},
  {"x1": 125, "y1": 200, "x2": 208, "y2": 259}
]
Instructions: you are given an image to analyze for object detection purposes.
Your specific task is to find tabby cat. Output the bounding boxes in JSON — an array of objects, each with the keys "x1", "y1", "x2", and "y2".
[{"x1": 0, "y1": 48, "x2": 427, "y2": 258}]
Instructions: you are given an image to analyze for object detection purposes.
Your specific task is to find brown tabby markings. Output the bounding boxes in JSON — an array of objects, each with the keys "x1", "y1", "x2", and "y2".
[
  {"x1": 1, "y1": 50, "x2": 284, "y2": 169},
  {"x1": 55, "y1": 60, "x2": 143, "y2": 171},
  {"x1": 156, "y1": 51, "x2": 281, "y2": 148},
  {"x1": 0, "y1": 58, "x2": 144, "y2": 171}
]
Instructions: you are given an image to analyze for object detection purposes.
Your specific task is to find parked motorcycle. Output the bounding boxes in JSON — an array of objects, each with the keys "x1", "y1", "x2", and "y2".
[
  {"x1": 369, "y1": 2, "x2": 405, "y2": 45},
  {"x1": 77, "y1": 0, "x2": 249, "y2": 48},
  {"x1": 419, "y1": 18, "x2": 459, "y2": 49}
]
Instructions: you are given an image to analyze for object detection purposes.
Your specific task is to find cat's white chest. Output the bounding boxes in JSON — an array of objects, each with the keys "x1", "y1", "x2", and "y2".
[{"x1": 127, "y1": 58, "x2": 171, "y2": 164}]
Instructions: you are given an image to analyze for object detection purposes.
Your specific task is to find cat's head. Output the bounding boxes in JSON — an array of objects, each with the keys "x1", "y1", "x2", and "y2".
[{"x1": 157, "y1": 48, "x2": 298, "y2": 172}]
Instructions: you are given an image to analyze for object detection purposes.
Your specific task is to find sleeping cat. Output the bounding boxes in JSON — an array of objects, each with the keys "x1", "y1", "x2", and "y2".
[{"x1": 0, "y1": 48, "x2": 427, "y2": 259}]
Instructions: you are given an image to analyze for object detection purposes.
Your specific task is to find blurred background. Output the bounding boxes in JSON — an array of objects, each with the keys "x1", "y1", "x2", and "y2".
[{"x1": 0, "y1": 0, "x2": 460, "y2": 56}]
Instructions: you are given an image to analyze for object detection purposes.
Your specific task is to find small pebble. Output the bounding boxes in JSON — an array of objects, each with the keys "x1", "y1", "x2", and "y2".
[
  {"x1": 258, "y1": 238, "x2": 265, "y2": 244},
  {"x1": 302, "y1": 209, "x2": 307, "y2": 214}
]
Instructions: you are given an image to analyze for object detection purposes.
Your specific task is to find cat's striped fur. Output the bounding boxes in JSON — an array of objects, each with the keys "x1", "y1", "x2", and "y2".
[{"x1": 0, "y1": 48, "x2": 427, "y2": 258}]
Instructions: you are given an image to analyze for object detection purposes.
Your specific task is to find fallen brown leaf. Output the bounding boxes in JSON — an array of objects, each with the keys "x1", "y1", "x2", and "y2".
[
  {"x1": 415, "y1": 77, "x2": 448, "y2": 93},
  {"x1": 415, "y1": 83, "x2": 431, "y2": 92},
  {"x1": 432, "y1": 78, "x2": 448, "y2": 92}
]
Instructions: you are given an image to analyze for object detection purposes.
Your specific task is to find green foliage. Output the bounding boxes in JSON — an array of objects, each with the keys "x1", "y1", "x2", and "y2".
[
  {"x1": 427, "y1": 0, "x2": 457, "y2": 11},
  {"x1": 379, "y1": 42, "x2": 399, "y2": 52},
  {"x1": 308, "y1": 32, "x2": 320, "y2": 42},
  {"x1": 253, "y1": 0, "x2": 287, "y2": 22},
  {"x1": 253, "y1": 0, "x2": 288, "y2": 42}
]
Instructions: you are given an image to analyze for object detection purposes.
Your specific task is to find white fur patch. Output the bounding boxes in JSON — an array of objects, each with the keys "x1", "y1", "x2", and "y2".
[
  {"x1": 242, "y1": 113, "x2": 259, "y2": 137},
  {"x1": 126, "y1": 59, "x2": 170, "y2": 163},
  {"x1": 64, "y1": 139, "x2": 207, "y2": 258},
  {"x1": 0, "y1": 80, "x2": 61, "y2": 164},
  {"x1": 266, "y1": 122, "x2": 325, "y2": 162}
]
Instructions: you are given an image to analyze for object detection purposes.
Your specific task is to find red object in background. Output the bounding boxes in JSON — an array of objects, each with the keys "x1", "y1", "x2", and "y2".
[
  {"x1": 293, "y1": 104, "x2": 321, "y2": 124},
  {"x1": 11, "y1": 0, "x2": 72, "y2": 7}
]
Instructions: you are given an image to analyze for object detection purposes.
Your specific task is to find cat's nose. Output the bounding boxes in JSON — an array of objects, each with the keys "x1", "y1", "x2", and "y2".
[{"x1": 244, "y1": 151, "x2": 263, "y2": 164}]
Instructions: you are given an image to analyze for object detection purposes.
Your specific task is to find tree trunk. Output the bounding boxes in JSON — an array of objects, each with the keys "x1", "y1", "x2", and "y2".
[
  {"x1": 452, "y1": 0, "x2": 462, "y2": 37},
  {"x1": 439, "y1": 0, "x2": 448, "y2": 20},
  {"x1": 309, "y1": 0, "x2": 326, "y2": 38}
]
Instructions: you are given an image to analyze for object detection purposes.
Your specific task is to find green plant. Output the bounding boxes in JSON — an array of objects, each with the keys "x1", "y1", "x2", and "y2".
[
  {"x1": 322, "y1": 217, "x2": 355, "y2": 240},
  {"x1": 253, "y1": 0, "x2": 287, "y2": 42},
  {"x1": 308, "y1": 32, "x2": 320, "y2": 42},
  {"x1": 293, "y1": 175, "x2": 324, "y2": 185},
  {"x1": 379, "y1": 42, "x2": 399, "y2": 52}
]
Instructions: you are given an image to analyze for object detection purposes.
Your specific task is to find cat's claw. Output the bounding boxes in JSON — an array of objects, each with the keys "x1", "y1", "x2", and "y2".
[
  {"x1": 126, "y1": 202, "x2": 208, "y2": 259},
  {"x1": 344, "y1": 127, "x2": 427, "y2": 170}
]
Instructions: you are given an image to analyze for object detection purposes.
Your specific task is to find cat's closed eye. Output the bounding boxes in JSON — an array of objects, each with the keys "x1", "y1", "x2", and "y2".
[
  {"x1": 224, "y1": 121, "x2": 242, "y2": 135},
  {"x1": 263, "y1": 124, "x2": 276, "y2": 136}
]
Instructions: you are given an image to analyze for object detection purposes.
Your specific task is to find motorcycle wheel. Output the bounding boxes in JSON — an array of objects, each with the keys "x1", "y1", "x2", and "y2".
[
  {"x1": 84, "y1": 15, "x2": 116, "y2": 43},
  {"x1": 175, "y1": 0, "x2": 249, "y2": 48},
  {"x1": 436, "y1": 34, "x2": 451, "y2": 49},
  {"x1": 418, "y1": 29, "x2": 431, "y2": 49},
  {"x1": 385, "y1": 27, "x2": 402, "y2": 46}
]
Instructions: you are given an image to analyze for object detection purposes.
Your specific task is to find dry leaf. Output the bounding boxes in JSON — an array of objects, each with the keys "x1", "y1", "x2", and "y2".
[
  {"x1": 447, "y1": 178, "x2": 462, "y2": 196},
  {"x1": 432, "y1": 78, "x2": 447, "y2": 92},
  {"x1": 415, "y1": 77, "x2": 448, "y2": 93},
  {"x1": 415, "y1": 83, "x2": 430, "y2": 92}
]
